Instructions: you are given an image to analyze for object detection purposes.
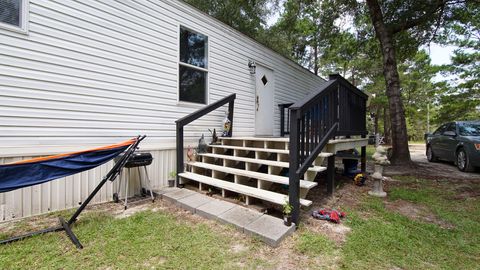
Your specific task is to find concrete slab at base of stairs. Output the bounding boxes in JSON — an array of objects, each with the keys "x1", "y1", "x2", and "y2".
[
  {"x1": 217, "y1": 206, "x2": 263, "y2": 231},
  {"x1": 162, "y1": 188, "x2": 196, "y2": 203},
  {"x1": 154, "y1": 187, "x2": 295, "y2": 247},
  {"x1": 196, "y1": 199, "x2": 237, "y2": 220},
  {"x1": 176, "y1": 193, "x2": 215, "y2": 213},
  {"x1": 244, "y1": 214, "x2": 296, "y2": 247},
  {"x1": 152, "y1": 187, "x2": 180, "y2": 199}
]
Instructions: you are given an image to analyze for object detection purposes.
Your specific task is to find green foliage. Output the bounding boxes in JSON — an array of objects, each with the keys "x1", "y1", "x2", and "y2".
[
  {"x1": 399, "y1": 50, "x2": 437, "y2": 139},
  {"x1": 435, "y1": 1, "x2": 480, "y2": 123},
  {"x1": 283, "y1": 201, "x2": 293, "y2": 215},
  {"x1": 266, "y1": 0, "x2": 344, "y2": 75},
  {"x1": 183, "y1": 0, "x2": 275, "y2": 39}
]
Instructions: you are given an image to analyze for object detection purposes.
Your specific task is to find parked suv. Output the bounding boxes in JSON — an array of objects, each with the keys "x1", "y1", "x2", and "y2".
[{"x1": 426, "y1": 121, "x2": 480, "y2": 172}]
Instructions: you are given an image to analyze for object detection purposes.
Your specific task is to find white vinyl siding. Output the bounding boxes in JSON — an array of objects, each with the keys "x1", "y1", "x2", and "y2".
[
  {"x1": 0, "y1": 0, "x2": 327, "y2": 220},
  {"x1": 0, "y1": 0, "x2": 325, "y2": 150}
]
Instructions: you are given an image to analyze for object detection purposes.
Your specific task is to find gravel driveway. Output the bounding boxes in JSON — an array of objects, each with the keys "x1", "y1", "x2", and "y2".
[{"x1": 386, "y1": 144, "x2": 479, "y2": 180}]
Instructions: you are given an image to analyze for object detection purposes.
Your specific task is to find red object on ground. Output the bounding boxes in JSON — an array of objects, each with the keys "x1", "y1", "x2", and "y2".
[
  {"x1": 312, "y1": 208, "x2": 346, "y2": 223},
  {"x1": 329, "y1": 211, "x2": 340, "y2": 223}
]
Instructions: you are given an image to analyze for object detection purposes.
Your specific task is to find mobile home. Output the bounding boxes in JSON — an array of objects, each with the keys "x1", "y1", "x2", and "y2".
[{"x1": 0, "y1": 0, "x2": 367, "y2": 222}]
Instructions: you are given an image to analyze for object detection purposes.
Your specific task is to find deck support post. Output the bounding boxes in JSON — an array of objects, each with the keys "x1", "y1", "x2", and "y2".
[
  {"x1": 361, "y1": 135, "x2": 366, "y2": 173},
  {"x1": 176, "y1": 124, "x2": 184, "y2": 187},
  {"x1": 327, "y1": 155, "x2": 335, "y2": 195},
  {"x1": 289, "y1": 110, "x2": 301, "y2": 227},
  {"x1": 228, "y1": 99, "x2": 235, "y2": 137}
]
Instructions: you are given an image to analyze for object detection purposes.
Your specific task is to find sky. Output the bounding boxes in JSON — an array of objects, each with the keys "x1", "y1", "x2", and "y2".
[{"x1": 426, "y1": 43, "x2": 456, "y2": 65}]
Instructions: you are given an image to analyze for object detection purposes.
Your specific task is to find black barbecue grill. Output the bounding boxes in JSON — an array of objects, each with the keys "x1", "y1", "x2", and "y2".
[
  {"x1": 115, "y1": 152, "x2": 153, "y2": 168},
  {"x1": 113, "y1": 152, "x2": 154, "y2": 209}
]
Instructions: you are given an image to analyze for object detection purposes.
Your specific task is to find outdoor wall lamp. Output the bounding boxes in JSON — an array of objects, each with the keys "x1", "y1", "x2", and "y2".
[{"x1": 248, "y1": 60, "x2": 256, "y2": 74}]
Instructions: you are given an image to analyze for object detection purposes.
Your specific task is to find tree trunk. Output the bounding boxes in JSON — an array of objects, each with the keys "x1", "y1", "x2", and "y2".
[
  {"x1": 366, "y1": 0, "x2": 411, "y2": 165},
  {"x1": 383, "y1": 107, "x2": 391, "y2": 145}
]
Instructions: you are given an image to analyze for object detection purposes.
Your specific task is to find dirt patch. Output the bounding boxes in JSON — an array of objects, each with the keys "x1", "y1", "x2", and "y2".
[
  {"x1": 385, "y1": 199, "x2": 454, "y2": 229},
  {"x1": 230, "y1": 243, "x2": 248, "y2": 253},
  {"x1": 451, "y1": 184, "x2": 480, "y2": 200},
  {"x1": 299, "y1": 174, "x2": 367, "y2": 245},
  {"x1": 114, "y1": 203, "x2": 157, "y2": 219},
  {"x1": 305, "y1": 218, "x2": 351, "y2": 245},
  {"x1": 0, "y1": 213, "x2": 61, "y2": 237}
]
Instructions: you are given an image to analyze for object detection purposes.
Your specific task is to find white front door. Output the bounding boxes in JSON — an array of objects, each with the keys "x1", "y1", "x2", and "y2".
[{"x1": 255, "y1": 64, "x2": 274, "y2": 136}]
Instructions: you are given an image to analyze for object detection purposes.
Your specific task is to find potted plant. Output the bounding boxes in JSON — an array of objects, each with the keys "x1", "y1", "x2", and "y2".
[
  {"x1": 283, "y1": 201, "x2": 293, "y2": 226},
  {"x1": 168, "y1": 171, "x2": 176, "y2": 187}
]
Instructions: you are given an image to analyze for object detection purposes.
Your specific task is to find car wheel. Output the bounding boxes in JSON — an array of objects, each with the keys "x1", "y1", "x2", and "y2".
[
  {"x1": 456, "y1": 148, "x2": 474, "y2": 172},
  {"x1": 427, "y1": 146, "x2": 438, "y2": 162}
]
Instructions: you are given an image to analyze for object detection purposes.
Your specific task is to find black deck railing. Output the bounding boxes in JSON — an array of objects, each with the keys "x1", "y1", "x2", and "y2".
[
  {"x1": 288, "y1": 74, "x2": 368, "y2": 225},
  {"x1": 175, "y1": 94, "x2": 236, "y2": 185}
]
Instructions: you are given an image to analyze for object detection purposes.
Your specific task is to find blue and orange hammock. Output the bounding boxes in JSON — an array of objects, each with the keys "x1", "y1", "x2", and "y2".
[
  {"x1": 0, "y1": 138, "x2": 137, "y2": 193},
  {"x1": 0, "y1": 135, "x2": 146, "y2": 249}
]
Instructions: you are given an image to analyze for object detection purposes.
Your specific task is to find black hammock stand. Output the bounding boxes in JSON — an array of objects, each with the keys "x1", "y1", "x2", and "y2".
[{"x1": 0, "y1": 135, "x2": 146, "y2": 249}]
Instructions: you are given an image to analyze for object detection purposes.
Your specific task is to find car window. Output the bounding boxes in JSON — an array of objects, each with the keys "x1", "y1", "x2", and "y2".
[
  {"x1": 458, "y1": 123, "x2": 480, "y2": 136},
  {"x1": 433, "y1": 124, "x2": 448, "y2": 135},
  {"x1": 443, "y1": 123, "x2": 456, "y2": 134}
]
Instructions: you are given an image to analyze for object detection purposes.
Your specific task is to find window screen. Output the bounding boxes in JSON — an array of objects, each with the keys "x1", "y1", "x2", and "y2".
[
  {"x1": 0, "y1": 0, "x2": 21, "y2": 27},
  {"x1": 179, "y1": 27, "x2": 208, "y2": 104}
]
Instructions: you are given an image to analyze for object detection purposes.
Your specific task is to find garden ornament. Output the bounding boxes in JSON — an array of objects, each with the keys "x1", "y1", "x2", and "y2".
[
  {"x1": 197, "y1": 134, "x2": 208, "y2": 154},
  {"x1": 209, "y1": 128, "x2": 219, "y2": 144},
  {"x1": 369, "y1": 146, "x2": 389, "y2": 197}
]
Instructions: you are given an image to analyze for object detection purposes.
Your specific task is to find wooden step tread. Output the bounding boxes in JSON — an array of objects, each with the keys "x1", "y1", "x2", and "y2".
[
  {"x1": 328, "y1": 138, "x2": 368, "y2": 144},
  {"x1": 210, "y1": 144, "x2": 289, "y2": 154},
  {"x1": 188, "y1": 162, "x2": 317, "y2": 189},
  {"x1": 199, "y1": 153, "x2": 327, "y2": 173},
  {"x1": 219, "y1": 137, "x2": 289, "y2": 142},
  {"x1": 179, "y1": 172, "x2": 313, "y2": 207},
  {"x1": 219, "y1": 137, "x2": 368, "y2": 144},
  {"x1": 209, "y1": 144, "x2": 333, "y2": 157}
]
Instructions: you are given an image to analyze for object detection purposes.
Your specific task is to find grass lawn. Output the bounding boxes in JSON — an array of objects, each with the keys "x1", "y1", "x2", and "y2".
[
  {"x1": 0, "y1": 205, "x2": 269, "y2": 269},
  {"x1": 1, "y1": 175, "x2": 479, "y2": 269},
  {"x1": 297, "y1": 176, "x2": 480, "y2": 269}
]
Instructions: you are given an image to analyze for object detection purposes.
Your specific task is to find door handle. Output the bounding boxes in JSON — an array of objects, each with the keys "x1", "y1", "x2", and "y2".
[{"x1": 256, "y1": 96, "x2": 259, "y2": 111}]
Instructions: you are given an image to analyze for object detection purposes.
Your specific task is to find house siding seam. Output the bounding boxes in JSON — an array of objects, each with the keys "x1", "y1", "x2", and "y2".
[{"x1": 0, "y1": 0, "x2": 326, "y2": 221}]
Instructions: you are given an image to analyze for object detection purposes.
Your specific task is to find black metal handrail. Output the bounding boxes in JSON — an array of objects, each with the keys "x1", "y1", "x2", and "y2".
[
  {"x1": 288, "y1": 74, "x2": 368, "y2": 225},
  {"x1": 175, "y1": 94, "x2": 236, "y2": 185}
]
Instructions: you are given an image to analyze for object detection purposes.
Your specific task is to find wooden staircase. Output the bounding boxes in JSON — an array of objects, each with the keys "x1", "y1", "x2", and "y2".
[
  {"x1": 175, "y1": 75, "x2": 369, "y2": 225},
  {"x1": 178, "y1": 137, "x2": 366, "y2": 208}
]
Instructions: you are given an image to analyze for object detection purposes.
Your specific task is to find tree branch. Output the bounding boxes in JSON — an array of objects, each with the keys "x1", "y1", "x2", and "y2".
[
  {"x1": 388, "y1": 0, "x2": 466, "y2": 34},
  {"x1": 429, "y1": 2, "x2": 446, "y2": 43}
]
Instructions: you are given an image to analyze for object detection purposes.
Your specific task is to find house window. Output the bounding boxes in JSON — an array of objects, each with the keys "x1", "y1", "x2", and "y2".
[
  {"x1": 0, "y1": 0, "x2": 28, "y2": 32},
  {"x1": 179, "y1": 27, "x2": 208, "y2": 104}
]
